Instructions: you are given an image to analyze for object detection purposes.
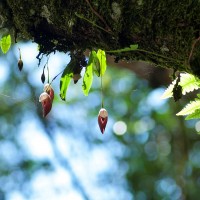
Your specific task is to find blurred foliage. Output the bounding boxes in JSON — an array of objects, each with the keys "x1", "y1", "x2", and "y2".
[{"x1": 0, "y1": 43, "x2": 200, "y2": 200}]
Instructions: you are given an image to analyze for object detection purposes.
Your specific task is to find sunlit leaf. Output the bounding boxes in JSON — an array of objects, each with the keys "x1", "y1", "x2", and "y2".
[
  {"x1": 176, "y1": 100, "x2": 200, "y2": 116},
  {"x1": 186, "y1": 109, "x2": 200, "y2": 120},
  {"x1": 92, "y1": 51, "x2": 100, "y2": 77},
  {"x1": 161, "y1": 73, "x2": 200, "y2": 99},
  {"x1": 0, "y1": 34, "x2": 11, "y2": 54},
  {"x1": 97, "y1": 49, "x2": 106, "y2": 76},
  {"x1": 160, "y1": 79, "x2": 176, "y2": 99},
  {"x1": 60, "y1": 63, "x2": 73, "y2": 101},
  {"x1": 82, "y1": 54, "x2": 93, "y2": 96},
  {"x1": 180, "y1": 73, "x2": 200, "y2": 95}
]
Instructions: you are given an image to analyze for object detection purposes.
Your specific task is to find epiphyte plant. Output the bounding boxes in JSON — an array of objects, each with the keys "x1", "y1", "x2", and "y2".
[{"x1": 59, "y1": 49, "x2": 108, "y2": 133}]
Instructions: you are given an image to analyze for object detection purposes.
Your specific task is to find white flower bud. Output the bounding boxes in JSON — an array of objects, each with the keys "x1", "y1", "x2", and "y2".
[
  {"x1": 39, "y1": 92, "x2": 50, "y2": 102},
  {"x1": 99, "y1": 108, "x2": 108, "y2": 118}
]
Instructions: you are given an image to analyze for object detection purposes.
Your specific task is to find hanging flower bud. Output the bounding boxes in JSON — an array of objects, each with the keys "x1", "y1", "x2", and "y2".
[
  {"x1": 44, "y1": 83, "x2": 54, "y2": 101},
  {"x1": 39, "y1": 92, "x2": 52, "y2": 117},
  {"x1": 98, "y1": 108, "x2": 108, "y2": 134},
  {"x1": 73, "y1": 74, "x2": 82, "y2": 84},
  {"x1": 18, "y1": 59, "x2": 23, "y2": 71}
]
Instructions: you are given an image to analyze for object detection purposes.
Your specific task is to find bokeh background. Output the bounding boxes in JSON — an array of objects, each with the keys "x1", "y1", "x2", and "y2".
[{"x1": 0, "y1": 42, "x2": 200, "y2": 200}]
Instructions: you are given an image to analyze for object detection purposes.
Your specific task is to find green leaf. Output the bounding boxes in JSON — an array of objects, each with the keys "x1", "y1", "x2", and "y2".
[
  {"x1": 186, "y1": 109, "x2": 200, "y2": 120},
  {"x1": 197, "y1": 94, "x2": 200, "y2": 99},
  {"x1": 106, "y1": 44, "x2": 138, "y2": 53},
  {"x1": 176, "y1": 100, "x2": 200, "y2": 116},
  {"x1": 0, "y1": 34, "x2": 11, "y2": 54},
  {"x1": 82, "y1": 54, "x2": 94, "y2": 96},
  {"x1": 97, "y1": 49, "x2": 106, "y2": 76},
  {"x1": 60, "y1": 63, "x2": 73, "y2": 101},
  {"x1": 91, "y1": 51, "x2": 100, "y2": 77},
  {"x1": 180, "y1": 73, "x2": 200, "y2": 95},
  {"x1": 130, "y1": 44, "x2": 138, "y2": 50},
  {"x1": 160, "y1": 79, "x2": 176, "y2": 99},
  {"x1": 161, "y1": 73, "x2": 200, "y2": 99}
]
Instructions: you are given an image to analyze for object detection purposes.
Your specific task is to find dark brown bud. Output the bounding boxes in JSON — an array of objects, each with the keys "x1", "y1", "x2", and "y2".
[
  {"x1": 41, "y1": 71, "x2": 45, "y2": 83},
  {"x1": 18, "y1": 59, "x2": 23, "y2": 71}
]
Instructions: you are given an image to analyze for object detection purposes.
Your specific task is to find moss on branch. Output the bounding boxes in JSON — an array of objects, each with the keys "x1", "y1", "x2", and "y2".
[{"x1": 1, "y1": 0, "x2": 200, "y2": 77}]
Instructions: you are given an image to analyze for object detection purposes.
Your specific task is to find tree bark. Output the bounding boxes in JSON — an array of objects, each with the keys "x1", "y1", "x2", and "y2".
[{"x1": 1, "y1": 0, "x2": 200, "y2": 78}]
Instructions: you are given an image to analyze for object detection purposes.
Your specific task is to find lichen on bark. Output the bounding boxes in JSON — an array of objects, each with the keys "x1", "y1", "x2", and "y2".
[{"x1": 1, "y1": 0, "x2": 200, "y2": 77}]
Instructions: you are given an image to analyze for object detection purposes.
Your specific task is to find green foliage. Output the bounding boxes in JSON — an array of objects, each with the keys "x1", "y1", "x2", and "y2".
[
  {"x1": 176, "y1": 99, "x2": 200, "y2": 116},
  {"x1": 91, "y1": 51, "x2": 100, "y2": 77},
  {"x1": 161, "y1": 79, "x2": 177, "y2": 99},
  {"x1": 81, "y1": 49, "x2": 107, "y2": 96},
  {"x1": 0, "y1": 34, "x2": 11, "y2": 54},
  {"x1": 60, "y1": 49, "x2": 107, "y2": 99},
  {"x1": 60, "y1": 63, "x2": 73, "y2": 101},
  {"x1": 97, "y1": 49, "x2": 106, "y2": 76},
  {"x1": 161, "y1": 73, "x2": 200, "y2": 99},
  {"x1": 162, "y1": 72, "x2": 200, "y2": 120},
  {"x1": 185, "y1": 109, "x2": 200, "y2": 120},
  {"x1": 82, "y1": 53, "x2": 94, "y2": 96},
  {"x1": 107, "y1": 44, "x2": 138, "y2": 53}
]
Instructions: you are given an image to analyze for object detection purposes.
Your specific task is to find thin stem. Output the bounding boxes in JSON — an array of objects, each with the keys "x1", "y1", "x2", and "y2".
[
  {"x1": 188, "y1": 36, "x2": 200, "y2": 64},
  {"x1": 75, "y1": 12, "x2": 112, "y2": 34},
  {"x1": 49, "y1": 70, "x2": 64, "y2": 85},
  {"x1": 18, "y1": 48, "x2": 21, "y2": 59},
  {"x1": 107, "y1": 48, "x2": 181, "y2": 63},
  {"x1": 84, "y1": 0, "x2": 113, "y2": 33},
  {"x1": 46, "y1": 56, "x2": 50, "y2": 83},
  {"x1": 101, "y1": 75, "x2": 104, "y2": 108},
  {"x1": 47, "y1": 65, "x2": 49, "y2": 83}
]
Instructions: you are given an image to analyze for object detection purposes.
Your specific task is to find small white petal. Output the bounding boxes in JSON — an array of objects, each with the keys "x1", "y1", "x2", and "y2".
[
  {"x1": 44, "y1": 83, "x2": 53, "y2": 92},
  {"x1": 99, "y1": 108, "x2": 108, "y2": 118},
  {"x1": 39, "y1": 92, "x2": 50, "y2": 102}
]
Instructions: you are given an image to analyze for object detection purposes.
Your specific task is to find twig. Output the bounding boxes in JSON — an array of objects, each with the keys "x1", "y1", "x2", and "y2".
[
  {"x1": 49, "y1": 70, "x2": 64, "y2": 85},
  {"x1": 188, "y1": 36, "x2": 200, "y2": 64},
  {"x1": 84, "y1": 0, "x2": 113, "y2": 34},
  {"x1": 75, "y1": 13, "x2": 112, "y2": 34}
]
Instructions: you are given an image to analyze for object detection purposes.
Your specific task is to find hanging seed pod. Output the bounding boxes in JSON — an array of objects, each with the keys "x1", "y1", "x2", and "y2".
[
  {"x1": 98, "y1": 108, "x2": 108, "y2": 134},
  {"x1": 39, "y1": 92, "x2": 52, "y2": 117},
  {"x1": 41, "y1": 71, "x2": 45, "y2": 83},
  {"x1": 44, "y1": 83, "x2": 54, "y2": 101},
  {"x1": 18, "y1": 59, "x2": 23, "y2": 71}
]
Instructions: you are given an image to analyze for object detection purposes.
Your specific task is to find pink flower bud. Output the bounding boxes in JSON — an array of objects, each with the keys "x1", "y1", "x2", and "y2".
[
  {"x1": 98, "y1": 108, "x2": 108, "y2": 134},
  {"x1": 39, "y1": 92, "x2": 52, "y2": 117},
  {"x1": 44, "y1": 84, "x2": 54, "y2": 101}
]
